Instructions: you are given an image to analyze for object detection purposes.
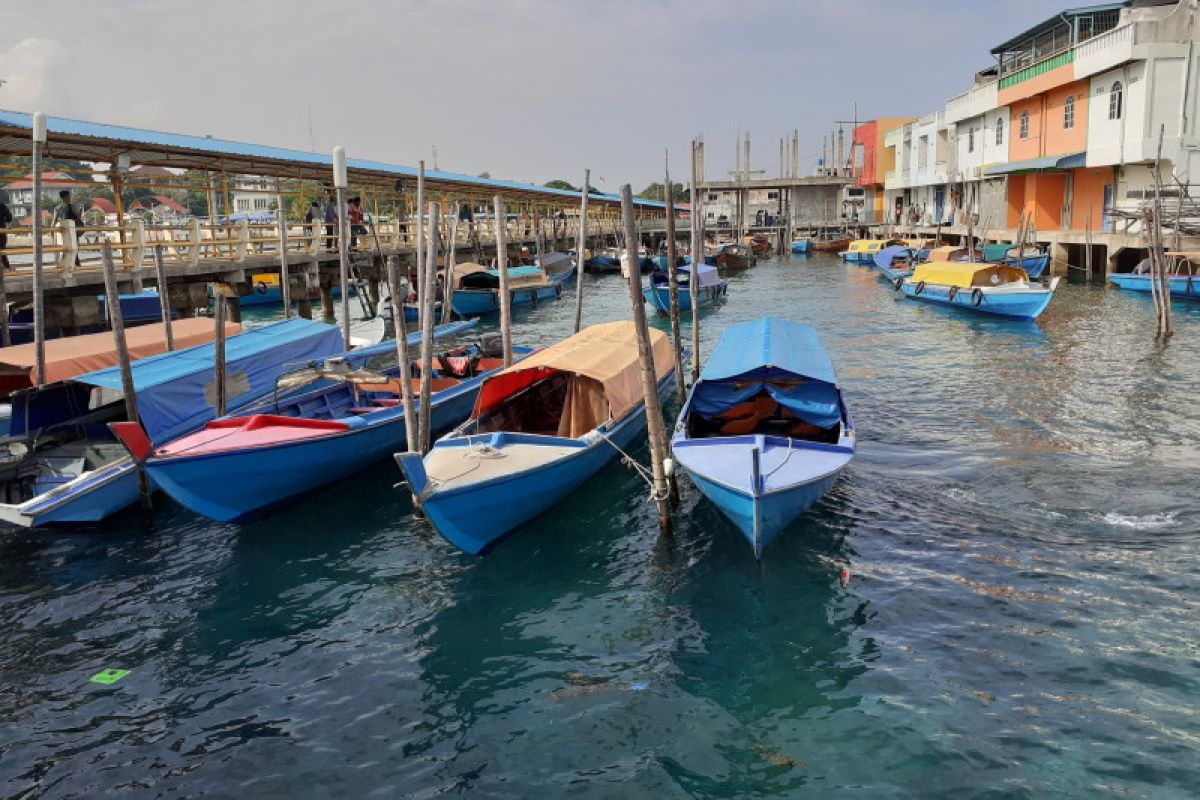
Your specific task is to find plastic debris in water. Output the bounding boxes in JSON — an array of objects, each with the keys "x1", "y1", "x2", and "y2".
[
  {"x1": 840, "y1": 568, "x2": 850, "y2": 588},
  {"x1": 89, "y1": 668, "x2": 130, "y2": 685},
  {"x1": 629, "y1": 683, "x2": 648, "y2": 692}
]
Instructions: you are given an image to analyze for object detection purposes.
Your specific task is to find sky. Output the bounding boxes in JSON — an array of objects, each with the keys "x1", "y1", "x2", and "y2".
[{"x1": 0, "y1": 0, "x2": 1072, "y2": 189}]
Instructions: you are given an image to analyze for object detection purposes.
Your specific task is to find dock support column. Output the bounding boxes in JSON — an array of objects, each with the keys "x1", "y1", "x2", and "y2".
[
  {"x1": 319, "y1": 282, "x2": 335, "y2": 323},
  {"x1": 225, "y1": 293, "x2": 242, "y2": 323}
]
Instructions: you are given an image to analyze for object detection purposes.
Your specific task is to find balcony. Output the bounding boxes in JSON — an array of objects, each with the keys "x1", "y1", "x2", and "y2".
[
  {"x1": 944, "y1": 82, "x2": 999, "y2": 124},
  {"x1": 1073, "y1": 23, "x2": 1135, "y2": 79}
]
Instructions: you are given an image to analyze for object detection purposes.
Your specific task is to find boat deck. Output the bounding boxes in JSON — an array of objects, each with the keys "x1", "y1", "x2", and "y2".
[
  {"x1": 424, "y1": 439, "x2": 580, "y2": 489},
  {"x1": 673, "y1": 436, "x2": 852, "y2": 494}
]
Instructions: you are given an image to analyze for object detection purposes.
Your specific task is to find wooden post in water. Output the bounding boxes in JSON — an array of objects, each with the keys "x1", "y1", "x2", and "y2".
[
  {"x1": 31, "y1": 112, "x2": 47, "y2": 387},
  {"x1": 573, "y1": 169, "x2": 590, "y2": 333},
  {"x1": 1084, "y1": 209, "x2": 1094, "y2": 281},
  {"x1": 415, "y1": 161, "x2": 426, "y2": 329},
  {"x1": 101, "y1": 241, "x2": 152, "y2": 514},
  {"x1": 664, "y1": 153, "x2": 685, "y2": 406},
  {"x1": 417, "y1": 202, "x2": 440, "y2": 454},
  {"x1": 152, "y1": 244, "x2": 174, "y2": 351},
  {"x1": 0, "y1": 263, "x2": 9, "y2": 348},
  {"x1": 276, "y1": 208, "x2": 292, "y2": 317},
  {"x1": 494, "y1": 195, "x2": 513, "y2": 367},
  {"x1": 620, "y1": 185, "x2": 672, "y2": 534},
  {"x1": 689, "y1": 140, "x2": 702, "y2": 385},
  {"x1": 442, "y1": 203, "x2": 459, "y2": 324},
  {"x1": 386, "y1": 255, "x2": 419, "y2": 453},
  {"x1": 332, "y1": 146, "x2": 352, "y2": 348},
  {"x1": 213, "y1": 291, "x2": 228, "y2": 417}
]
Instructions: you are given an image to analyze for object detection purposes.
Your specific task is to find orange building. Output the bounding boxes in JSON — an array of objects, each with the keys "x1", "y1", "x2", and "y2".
[
  {"x1": 987, "y1": 6, "x2": 1122, "y2": 231},
  {"x1": 851, "y1": 118, "x2": 914, "y2": 224}
]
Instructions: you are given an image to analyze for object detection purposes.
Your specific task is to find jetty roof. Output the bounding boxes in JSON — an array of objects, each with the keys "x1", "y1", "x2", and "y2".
[{"x1": 0, "y1": 108, "x2": 676, "y2": 211}]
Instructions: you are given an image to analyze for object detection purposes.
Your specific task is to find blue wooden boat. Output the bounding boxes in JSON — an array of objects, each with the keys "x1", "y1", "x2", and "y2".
[
  {"x1": 588, "y1": 248, "x2": 622, "y2": 272},
  {"x1": 449, "y1": 259, "x2": 573, "y2": 316},
  {"x1": 872, "y1": 245, "x2": 921, "y2": 282},
  {"x1": 643, "y1": 263, "x2": 728, "y2": 316},
  {"x1": 8, "y1": 290, "x2": 170, "y2": 344},
  {"x1": 395, "y1": 321, "x2": 677, "y2": 555},
  {"x1": 790, "y1": 239, "x2": 813, "y2": 254},
  {"x1": 900, "y1": 262, "x2": 1059, "y2": 320},
  {"x1": 1110, "y1": 269, "x2": 1200, "y2": 299},
  {"x1": 682, "y1": 245, "x2": 718, "y2": 267},
  {"x1": 671, "y1": 318, "x2": 855, "y2": 559},
  {"x1": 115, "y1": 322, "x2": 519, "y2": 524},
  {"x1": 0, "y1": 318, "x2": 345, "y2": 527}
]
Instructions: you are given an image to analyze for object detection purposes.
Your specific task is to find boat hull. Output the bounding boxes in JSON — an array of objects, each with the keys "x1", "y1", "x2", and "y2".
[
  {"x1": 643, "y1": 283, "x2": 727, "y2": 316},
  {"x1": 790, "y1": 240, "x2": 812, "y2": 254},
  {"x1": 1010, "y1": 254, "x2": 1048, "y2": 279},
  {"x1": 400, "y1": 372, "x2": 675, "y2": 555},
  {"x1": 1110, "y1": 273, "x2": 1200, "y2": 299},
  {"x1": 839, "y1": 251, "x2": 875, "y2": 264},
  {"x1": 900, "y1": 281, "x2": 1054, "y2": 319},
  {"x1": 451, "y1": 283, "x2": 562, "y2": 316},
  {"x1": 141, "y1": 387, "x2": 479, "y2": 523}
]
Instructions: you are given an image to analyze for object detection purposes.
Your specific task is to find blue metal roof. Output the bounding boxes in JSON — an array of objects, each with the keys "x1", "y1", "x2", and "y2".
[
  {"x1": 700, "y1": 318, "x2": 837, "y2": 385},
  {"x1": 0, "y1": 108, "x2": 675, "y2": 211}
]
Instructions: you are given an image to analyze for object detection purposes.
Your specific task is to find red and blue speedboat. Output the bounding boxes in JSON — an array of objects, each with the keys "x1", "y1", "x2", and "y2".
[
  {"x1": 671, "y1": 318, "x2": 855, "y2": 559},
  {"x1": 112, "y1": 321, "x2": 505, "y2": 523}
]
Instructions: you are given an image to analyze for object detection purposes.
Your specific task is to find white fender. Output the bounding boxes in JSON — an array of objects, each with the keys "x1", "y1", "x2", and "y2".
[{"x1": 1049, "y1": 276, "x2": 1062, "y2": 291}]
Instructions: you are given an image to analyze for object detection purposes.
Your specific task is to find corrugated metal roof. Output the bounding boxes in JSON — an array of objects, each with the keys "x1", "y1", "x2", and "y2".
[{"x1": 0, "y1": 108, "x2": 674, "y2": 211}]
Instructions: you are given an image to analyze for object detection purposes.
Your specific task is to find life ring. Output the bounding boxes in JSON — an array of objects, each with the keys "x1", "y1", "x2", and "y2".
[
  {"x1": 893, "y1": 277, "x2": 904, "y2": 291},
  {"x1": 971, "y1": 288, "x2": 984, "y2": 307},
  {"x1": 947, "y1": 286, "x2": 959, "y2": 302},
  {"x1": 255, "y1": 280, "x2": 268, "y2": 294},
  {"x1": 913, "y1": 280, "x2": 925, "y2": 295}
]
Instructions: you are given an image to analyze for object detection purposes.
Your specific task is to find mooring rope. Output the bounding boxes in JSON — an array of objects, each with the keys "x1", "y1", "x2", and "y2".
[{"x1": 595, "y1": 430, "x2": 669, "y2": 502}]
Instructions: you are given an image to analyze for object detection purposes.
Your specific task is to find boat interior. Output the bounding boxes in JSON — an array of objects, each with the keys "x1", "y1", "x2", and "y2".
[
  {"x1": 0, "y1": 382, "x2": 129, "y2": 504},
  {"x1": 475, "y1": 370, "x2": 608, "y2": 439},
  {"x1": 263, "y1": 346, "x2": 501, "y2": 421},
  {"x1": 686, "y1": 382, "x2": 842, "y2": 445}
]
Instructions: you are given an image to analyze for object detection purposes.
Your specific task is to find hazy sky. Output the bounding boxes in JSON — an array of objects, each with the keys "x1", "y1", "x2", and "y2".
[{"x1": 1, "y1": 0, "x2": 1070, "y2": 189}]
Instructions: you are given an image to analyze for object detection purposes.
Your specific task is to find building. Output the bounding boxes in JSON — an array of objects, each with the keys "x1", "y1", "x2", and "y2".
[
  {"x1": 880, "y1": 0, "x2": 1199, "y2": 271},
  {"x1": 3, "y1": 171, "x2": 90, "y2": 221},
  {"x1": 851, "y1": 118, "x2": 915, "y2": 224}
]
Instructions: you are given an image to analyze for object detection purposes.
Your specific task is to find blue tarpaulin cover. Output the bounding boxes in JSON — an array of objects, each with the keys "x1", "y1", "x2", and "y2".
[
  {"x1": 693, "y1": 318, "x2": 841, "y2": 429},
  {"x1": 873, "y1": 245, "x2": 912, "y2": 270},
  {"x1": 75, "y1": 318, "x2": 344, "y2": 443}
]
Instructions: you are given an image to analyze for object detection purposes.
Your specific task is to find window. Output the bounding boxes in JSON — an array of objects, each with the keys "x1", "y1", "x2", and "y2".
[
  {"x1": 1064, "y1": 95, "x2": 1075, "y2": 129},
  {"x1": 707, "y1": 193, "x2": 718, "y2": 201},
  {"x1": 967, "y1": 126, "x2": 975, "y2": 153},
  {"x1": 996, "y1": 116, "x2": 1004, "y2": 145},
  {"x1": 236, "y1": 198, "x2": 249, "y2": 211},
  {"x1": 1109, "y1": 81, "x2": 1123, "y2": 119},
  {"x1": 254, "y1": 198, "x2": 268, "y2": 210},
  {"x1": 767, "y1": 191, "x2": 779, "y2": 200},
  {"x1": 1020, "y1": 110, "x2": 1030, "y2": 139}
]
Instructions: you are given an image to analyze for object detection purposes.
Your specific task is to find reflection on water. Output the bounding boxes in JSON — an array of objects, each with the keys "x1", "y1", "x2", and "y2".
[{"x1": 1, "y1": 254, "x2": 1198, "y2": 797}]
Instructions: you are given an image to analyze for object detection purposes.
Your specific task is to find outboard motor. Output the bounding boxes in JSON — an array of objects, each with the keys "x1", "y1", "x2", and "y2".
[{"x1": 478, "y1": 333, "x2": 504, "y2": 359}]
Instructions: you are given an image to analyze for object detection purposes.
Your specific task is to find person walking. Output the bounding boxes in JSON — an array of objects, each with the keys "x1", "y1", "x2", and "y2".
[
  {"x1": 0, "y1": 198, "x2": 12, "y2": 272},
  {"x1": 304, "y1": 201, "x2": 321, "y2": 248},
  {"x1": 323, "y1": 192, "x2": 337, "y2": 251},
  {"x1": 52, "y1": 190, "x2": 83, "y2": 267},
  {"x1": 348, "y1": 196, "x2": 366, "y2": 251}
]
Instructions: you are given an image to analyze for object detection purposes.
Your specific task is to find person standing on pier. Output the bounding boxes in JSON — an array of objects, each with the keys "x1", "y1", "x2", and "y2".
[
  {"x1": 348, "y1": 196, "x2": 366, "y2": 251},
  {"x1": 53, "y1": 190, "x2": 83, "y2": 267},
  {"x1": 323, "y1": 191, "x2": 338, "y2": 251},
  {"x1": 304, "y1": 201, "x2": 321, "y2": 247},
  {"x1": 0, "y1": 198, "x2": 12, "y2": 271}
]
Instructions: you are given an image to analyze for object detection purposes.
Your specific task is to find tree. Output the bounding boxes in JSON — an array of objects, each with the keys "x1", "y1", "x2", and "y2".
[
  {"x1": 636, "y1": 182, "x2": 688, "y2": 203},
  {"x1": 477, "y1": 171, "x2": 491, "y2": 179},
  {"x1": 544, "y1": 179, "x2": 578, "y2": 192}
]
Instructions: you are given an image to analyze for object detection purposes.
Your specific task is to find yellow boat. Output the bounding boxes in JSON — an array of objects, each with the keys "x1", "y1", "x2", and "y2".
[
  {"x1": 839, "y1": 239, "x2": 905, "y2": 264},
  {"x1": 899, "y1": 261, "x2": 1059, "y2": 320}
]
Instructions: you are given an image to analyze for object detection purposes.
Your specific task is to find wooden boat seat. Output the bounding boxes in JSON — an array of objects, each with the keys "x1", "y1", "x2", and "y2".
[
  {"x1": 355, "y1": 377, "x2": 460, "y2": 396},
  {"x1": 475, "y1": 357, "x2": 505, "y2": 372}
]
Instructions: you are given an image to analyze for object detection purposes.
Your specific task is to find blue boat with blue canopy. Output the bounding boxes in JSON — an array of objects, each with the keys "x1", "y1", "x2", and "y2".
[
  {"x1": 643, "y1": 263, "x2": 728, "y2": 316},
  {"x1": 872, "y1": 245, "x2": 922, "y2": 282},
  {"x1": 671, "y1": 318, "x2": 855, "y2": 559},
  {"x1": 113, "y1": 320, "x2": 503, "y2": 523},
  {"x1": 0, "y1": 318, "x2": 345, "y2": 527},
  {"x1": 450, "y1": 260, "x2": 574, "y2": 316}
]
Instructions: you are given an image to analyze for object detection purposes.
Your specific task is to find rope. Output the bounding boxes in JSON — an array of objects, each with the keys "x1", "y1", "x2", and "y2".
[
  {"x1": 422, "y1": 438, "x2": 507, "y2": 487},
  {"x1": 761, "y1": 435, "x2": 794, "y2": 480},
  {"x1": 595, "y1": 429, "x2": 670, "y2": 502}
]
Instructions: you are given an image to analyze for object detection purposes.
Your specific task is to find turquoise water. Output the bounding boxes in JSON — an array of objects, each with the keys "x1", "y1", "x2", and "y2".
[{"x1": 2, "y1": 254, "x2": 1199, "y2": 798}]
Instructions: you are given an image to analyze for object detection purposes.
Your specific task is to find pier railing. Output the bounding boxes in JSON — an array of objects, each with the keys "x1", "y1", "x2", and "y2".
[{"x1": 0, "y1": 214, "x2": 634, "y2": 276}]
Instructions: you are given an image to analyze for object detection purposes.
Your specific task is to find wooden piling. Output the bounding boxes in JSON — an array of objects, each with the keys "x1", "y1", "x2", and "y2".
[
  {"x1": 213, "y1": 291, "x2": 228, "y2": 417},
  {"x1": 31, "y1": 112, "x2": 47, "y2": 388},
  {"x1": 332, "y1": 145, "x2": 352, "y2": 348},
  {"x1": 573, "y1": 169, "x2": 590, "y2": 333},
  {"x1": 1084, "y1": 210, "x2": 1094, "y2": 281},
  {"x1": 417, "y1": 202, "x2": 440, "y2": 454},
  {"x1": 276, "y1": 208, "x2": 292, "y2": 317},
  {"x1": 620, "y1": 184, "x2": 672, "y2": 534},
  {"x1": 100, "y1": 241, "x2": 152, "y2": 515},
  {"x1": 494, "y1": 195, "x2": 513, "y2": 368},
  {"x1": 0, "y1": 264, "x2": 9, "y2": 348},
  {"x1": 442, "y1": 203, "x2": 459, "y2": 324},
  {"x1": 689, "y1": 140, "x2": 702, "y2": 385},
  {"x1": 664, "y1": 153, "x2": 685, "y2": 405},
  {"x1": 386, "y1": 255, "x2": 419, "y2": 453},
  {"x1": 152, "y1": 244, "x2": 174, "y2": 351},
  {"x1": 415, "y1": 161, "x2": 426, "y2": 330}
]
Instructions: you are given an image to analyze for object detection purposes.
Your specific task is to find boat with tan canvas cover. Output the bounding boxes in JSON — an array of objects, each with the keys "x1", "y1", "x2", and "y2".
[{"x1": 395, "y1": 321, "x2": 676, "y2": 555}]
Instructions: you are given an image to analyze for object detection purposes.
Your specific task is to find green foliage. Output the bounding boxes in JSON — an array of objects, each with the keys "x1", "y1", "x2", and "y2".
[
  {"x1": 636, "y1": 182, "x2": 688, "y2": 203},
  {"x1": 543, "y1": 179, "x2": 578, "y2": 192}
]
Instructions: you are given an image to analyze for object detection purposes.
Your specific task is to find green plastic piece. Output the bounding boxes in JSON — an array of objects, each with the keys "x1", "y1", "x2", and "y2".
[{"x1": 89, "y1": 668, "x2": 130, "y2": 685}]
